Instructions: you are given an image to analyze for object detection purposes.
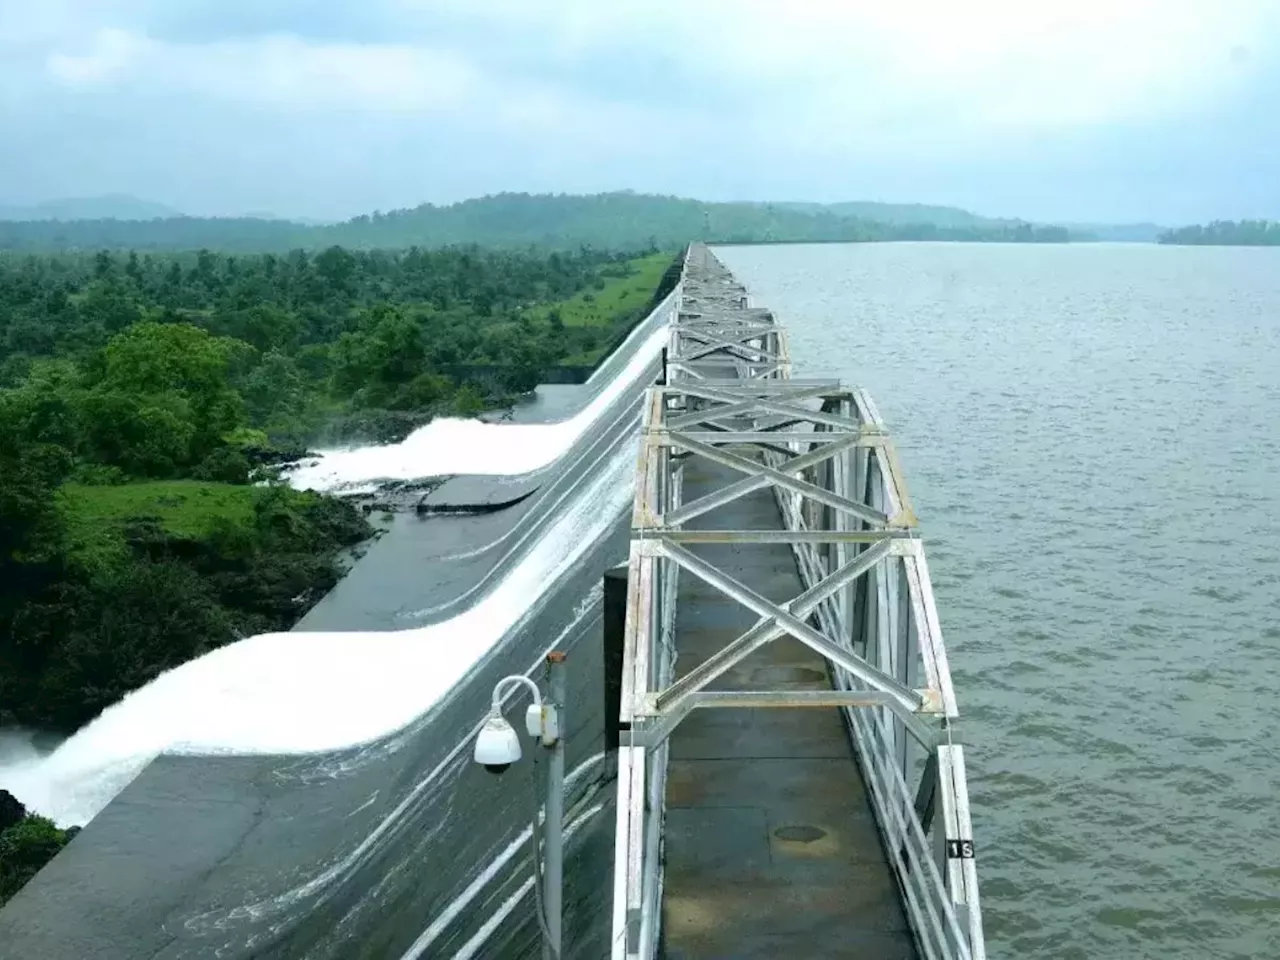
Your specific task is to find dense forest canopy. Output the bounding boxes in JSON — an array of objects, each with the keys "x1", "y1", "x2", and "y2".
[
  {"x1": 0, "y1": 245, "x2": 674, "y2": 441},
  {"x1": 1158, "y1": 220, "x2": 1280, "y2": 245},
  {"x1": 0, "y1": 244, "x2": 677, "y2": 736},
  {"x1": 0, "y1": 191, "x2": 1074, "y2": 253}
]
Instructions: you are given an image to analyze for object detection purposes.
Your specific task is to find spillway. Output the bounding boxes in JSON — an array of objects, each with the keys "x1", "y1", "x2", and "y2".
[{"x1": 0, "y1": 291, "x2": 679, "y2": 958}]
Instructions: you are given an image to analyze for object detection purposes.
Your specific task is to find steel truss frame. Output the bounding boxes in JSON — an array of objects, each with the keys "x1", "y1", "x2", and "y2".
[{"x1": 610, "y1": 247, "x2": 985, "y2": 960}]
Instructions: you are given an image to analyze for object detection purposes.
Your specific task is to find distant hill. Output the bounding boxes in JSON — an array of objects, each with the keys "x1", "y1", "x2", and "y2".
[
  {"x1": 0, "y1": 190, "x2": 1076, "y2": 253},
  {"x1": 1062, "y1": 222, "x2": 1166, "y2": 243},
  {"x1": 0, "y1": 194, "x2": 183, "y2": 221},
  {"x1": 773, "y1": 200, "x2": 1000, "y2": 229}
]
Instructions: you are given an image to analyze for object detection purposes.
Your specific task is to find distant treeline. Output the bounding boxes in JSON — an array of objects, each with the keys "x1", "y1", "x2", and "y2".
[
  {"x1": 1158, "y1": 220, "x2": 1280, "y2": 246},
  {"x1": 0, "y1": 192, "x2": 1074, "y2": 253}
]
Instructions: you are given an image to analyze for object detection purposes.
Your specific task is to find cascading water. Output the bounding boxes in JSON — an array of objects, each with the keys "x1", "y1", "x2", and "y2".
[
  {"x1": 283, "y1": 325, "x2": 666, "y2": 494},
  {"x1": 2, "y1": 433, "x2": 638, "y2": 828}
]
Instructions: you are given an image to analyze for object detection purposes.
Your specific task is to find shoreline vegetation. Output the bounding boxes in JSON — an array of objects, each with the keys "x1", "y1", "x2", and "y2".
[{"x1": 1157, "y1": 219, "x2": 1280, "y2": 245}]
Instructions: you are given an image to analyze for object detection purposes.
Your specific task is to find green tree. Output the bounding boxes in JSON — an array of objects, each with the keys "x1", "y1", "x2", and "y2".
[
  {"x1": 1, "y1": 816, "x2": 72, "y2": 906},
  {"x1": 77, "y1": 389, "x2": 196, "y2": 476},
  {"x1": 36, "y1": 559, "x2": 235, "y2": 728},
  {"x1": 91, "y1": 322, "x2": 249, "y2": 466},
  {"x1": 332, "y1": 305, "x2": 426, "y2": 403},
  {"x1": 76, "y1": 282, "x2": 141, "y2": 338},
  {"x1": 239, "y1": 349, "x2": 310, "y2": 426},
  {"x1": 0, "y1": 393, "x2": 72, "y2": 562},
  {"x1": 212, "y1": 304, "x2": 303, "y2": 353}
]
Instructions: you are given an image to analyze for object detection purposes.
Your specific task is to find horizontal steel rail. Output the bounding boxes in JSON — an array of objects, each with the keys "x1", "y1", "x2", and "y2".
[{"x1": 611, "y1": 244, "x2": 984, "y2": 960}]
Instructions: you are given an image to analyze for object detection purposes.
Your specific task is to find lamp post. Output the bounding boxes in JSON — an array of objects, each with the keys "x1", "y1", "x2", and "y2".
[{"x1": 474, "y1": 653, "x2": 566, "y2": 959}]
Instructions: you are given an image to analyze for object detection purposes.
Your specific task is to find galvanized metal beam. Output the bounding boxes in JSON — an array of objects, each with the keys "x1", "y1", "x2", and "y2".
[
  {"x1": 662, "y1": 433, "x2": 882, "y2": 528},
  {"x1": 658, "y1": 539, "x2": 924, "y2": 712},
  {"x1": 670, "y1": 433, "x2": 892, "y2": 528},
  {"x1": 664, "y1": 384, "x2": 843, "y2": 430},
  {"x1": 639, "y1": 528, "x2": 909, "y2": 544},
  {"x1": 674, "y1": 382, "x2": 863, "y2": 432},
  {"x1": 612, "y1": 244, "x2": 982, "y2": 960},
  {"x1": 659, "y1": 430, "x2": 852, "y2": 445},
  {"x1": 651, "y1": 539, "x2": 895, "y2": 714},
  {"x1": 687, "y1": 689, "x2": 900, "y2": 708}
]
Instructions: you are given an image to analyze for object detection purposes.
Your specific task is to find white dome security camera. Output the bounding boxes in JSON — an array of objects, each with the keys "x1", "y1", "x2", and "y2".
[
  {"x1": 473, "y1": 673, "x2": 561, "y2": 776},
  {"x1": 471, "y1": 661, "x2": 567, "y2": 958},
  {"x1": 474, "y1": 714, "x2": 522, "y2": 775}
]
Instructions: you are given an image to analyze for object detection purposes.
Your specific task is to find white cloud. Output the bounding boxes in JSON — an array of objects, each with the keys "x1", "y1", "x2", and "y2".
[
  {"x1": 47, "y1": 28, "x2": 144, "y2": 84},
  {"x1": 402, "y1": 0, "x2": 1276, "y2": 132},
  {"x1": 31, "y1": 1, "x2": 1280, "y2": 131},
  {"x1": 6, "y1": 0, "x2": 1280, "y2": 219},
  {"x1": 44, "y1": 28, "x2": 480, "y2": 113}
]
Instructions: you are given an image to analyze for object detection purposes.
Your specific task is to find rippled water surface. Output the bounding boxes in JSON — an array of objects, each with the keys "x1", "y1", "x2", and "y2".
[{"x1": 717, "y1": 242, "x2": 1280, "y2": 960}]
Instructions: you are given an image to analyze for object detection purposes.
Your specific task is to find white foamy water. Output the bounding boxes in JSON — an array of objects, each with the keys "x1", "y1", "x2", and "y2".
[
  {"x1": 285, "y1": 324, "x2": 666, "y2": 493},
  {"x1": 3, "y1": 436, "x2": 637, "y2": 827}
]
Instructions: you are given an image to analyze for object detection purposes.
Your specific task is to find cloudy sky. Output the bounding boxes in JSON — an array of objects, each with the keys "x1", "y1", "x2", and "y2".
[{"x1": 2, "y1": 0, "x2": 1277, "y2": 224}]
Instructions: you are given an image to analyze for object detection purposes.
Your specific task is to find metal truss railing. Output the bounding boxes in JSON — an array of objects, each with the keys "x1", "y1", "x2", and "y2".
[{"x1": 610, "y1": 245, "x2": 984, "y2": 960}]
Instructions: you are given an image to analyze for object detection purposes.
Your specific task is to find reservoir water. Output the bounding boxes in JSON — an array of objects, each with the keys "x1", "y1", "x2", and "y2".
[{"x1": 716, "y1": 242, "x2": 1280, "y2": 960}]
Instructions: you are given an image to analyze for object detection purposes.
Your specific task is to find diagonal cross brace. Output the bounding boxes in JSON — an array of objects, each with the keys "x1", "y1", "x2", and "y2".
[
  {"x1": 668, "y1": 362, "x2": 707, "y2": 380},
  {"x1": 672, "y1": 321, "x2": 776, "y2": 338},
  {"x1": 676, "y1": 382, "x2": 861, "y2": 432},
  {"x1": 661, "y1": 431, "x2": 875, "y2": 528},
  {"x1": 668, "y1": 433, "x2": 890, "y2": 528},
  {"x1": 652, "y1": 539, "x2": 894, "y2": 713},
  {"x1": 659, "y1": 539, "x2": 924, "y2": 712},
  {"x1": 660, "y1": 429, "x2": 810, "y2": 461},
  {"x1": 675, "y1": 332, "x2": 779, "y2": 365},
  {"x1": 747, "y1": 362, "x2": 787, "y2": 380},
  {"x1": 665, "y1": 384, "x2": 840, "y2": 431}
]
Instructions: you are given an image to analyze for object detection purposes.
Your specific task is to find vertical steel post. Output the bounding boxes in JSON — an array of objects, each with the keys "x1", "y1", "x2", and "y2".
[{"x1": 544, "y1": 652, "x2": 567, "y2": 960}]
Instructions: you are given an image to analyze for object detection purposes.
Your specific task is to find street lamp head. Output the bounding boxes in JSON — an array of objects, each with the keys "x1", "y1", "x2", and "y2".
[{"x1": 474, "y1": 713, "x2": 522, "y2": 775}]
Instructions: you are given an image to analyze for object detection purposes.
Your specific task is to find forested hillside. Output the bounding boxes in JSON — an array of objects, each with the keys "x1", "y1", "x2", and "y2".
[
  {"x1": 0, "y1": 191, "x2": 1074, "y2": 253},
  {"x1": 0, "y1": 244, "x2": 676, "y2": 737}
]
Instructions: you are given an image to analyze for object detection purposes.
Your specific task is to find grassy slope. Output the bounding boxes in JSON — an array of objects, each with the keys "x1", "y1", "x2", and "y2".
[
  {"x1": 61, "y1": 481, "x2": 259, "y2": 537},
  {"x1": 532, "y1": 251, "x2": 671, "y2": 328},
  {"x1": 58, "y1": 481, "x2": 320, "y2": 569},
  {"x1": 526, "y1": 251, "x2": 672, "y2": 365}
]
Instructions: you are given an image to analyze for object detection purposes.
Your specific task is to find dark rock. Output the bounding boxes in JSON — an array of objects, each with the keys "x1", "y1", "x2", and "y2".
[
  {"x1": 242, "y1": 443, "x2": 312, "y2": 467},
  {"x1": 64, "y1": 826, "x2": 82, "y2": 841},
  {"x1": 0, "y1": 788, "x2": 26, "y2": 831}
]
